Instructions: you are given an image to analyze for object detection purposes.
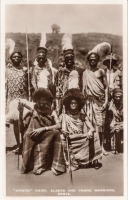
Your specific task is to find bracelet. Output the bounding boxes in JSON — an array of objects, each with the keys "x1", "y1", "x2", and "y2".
[{"x1": 45, "y1": 127, "x2": 48, "y2": 131}]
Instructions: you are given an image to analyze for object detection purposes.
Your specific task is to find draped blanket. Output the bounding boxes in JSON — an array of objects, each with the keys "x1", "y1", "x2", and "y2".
[
  {"x1": 21, "y1": 111, "x2": 66, "y2": 173},
  {"x1": 83, "y1": 69, "x2": 105, "y2": 131},
  {"x1": 109, "y1": 100, "x2": 123, "y2": 133},
  {"x1": 83, "y1": 69, "x2": 105, "y2": 98},
  {"x1": 60, "y1": 114, "x2": 102, "y2": 170}
]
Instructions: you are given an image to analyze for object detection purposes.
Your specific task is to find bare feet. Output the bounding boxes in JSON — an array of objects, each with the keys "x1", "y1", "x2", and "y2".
[
  {"x1": 51, "y1": 167, "x2": 63, "y2": 175},
  {"x1": 33, "y1": 168, "x2": 45, "y2": 175},
  {"x1": 103, "y1": 149, "x2": 109, "y2": 156}
]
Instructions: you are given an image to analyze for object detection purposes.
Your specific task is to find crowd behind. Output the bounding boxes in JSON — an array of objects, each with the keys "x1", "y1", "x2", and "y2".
[{"x1": 6, "y1": 35, "x2": 123, "y2": 176}]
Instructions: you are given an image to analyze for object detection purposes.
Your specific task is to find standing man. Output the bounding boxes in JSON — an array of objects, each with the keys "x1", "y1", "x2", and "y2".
[
  {"x1": 55, "y1": 34, "x2": 84, "y2": 115},
  {"x1": 6, "y1": 50, "x2": 29, "y2": 153},
  {"x1": 82, "y1": 52, "x2": 109, "y2": 155},
  {"x1": 31, "y1": 32, "x2": 57, "y2": 97},
  {"x1": 31, "y1": 47, "x2": 57, "y2": 98},
  {"x1": 103, "y1": 54, "x2": 122, "y2": 95}
]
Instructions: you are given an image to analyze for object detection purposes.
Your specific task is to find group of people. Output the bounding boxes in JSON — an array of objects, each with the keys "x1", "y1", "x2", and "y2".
[{"x1": 6, "y1": 38, "x2": 123, "y2": 176}]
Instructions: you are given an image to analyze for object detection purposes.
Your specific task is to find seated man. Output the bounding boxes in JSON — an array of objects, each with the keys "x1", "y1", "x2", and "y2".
[
  {"x1": 105, "y1": 88, "x2": 123, "y2": 153},
  {"x1": 59, "y1": 88, "x2": 102, "y2": 171},
  {"x1": 21, "y1": 88, "x2": 66, "y2": 175}
]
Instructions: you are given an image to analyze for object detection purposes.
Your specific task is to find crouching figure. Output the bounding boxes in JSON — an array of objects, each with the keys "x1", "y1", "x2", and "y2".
[{"x1": 21, "y1": 88, "x2": 66, "y2": 175}]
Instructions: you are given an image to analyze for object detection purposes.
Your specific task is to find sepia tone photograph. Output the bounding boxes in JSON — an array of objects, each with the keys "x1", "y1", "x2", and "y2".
[{"x1": 0, "y1": 0, "x2": 127, "y2": 199}]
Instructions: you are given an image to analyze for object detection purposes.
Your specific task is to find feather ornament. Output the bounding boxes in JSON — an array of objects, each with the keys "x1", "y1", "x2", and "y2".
[
  {"x1": 68, "y1": 70, "x2": 79, "y2": 89},
  {"x1": 38, "y1": 69, "x2": 50, "y2": 89},
  {"x1": 6, "y1": 38, "x2": 15, "y2": 55},
  {"x1": 39, "y1": 31, "x2": 47, "y2": 48},
  {"x1": 88, "y1": 42, "x2": 111, "y2": 60},
  {"x1": 62, "y1": 34, "x2": 73, "y2": 51}
]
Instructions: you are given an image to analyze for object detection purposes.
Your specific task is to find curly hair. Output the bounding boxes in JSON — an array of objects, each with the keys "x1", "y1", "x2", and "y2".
[
  {"x1": 63, "y1": 88, "x2": 85, "y2": 111},
  {"x1": 33, "y1": 88, "x2": 54, "y2": 103}
]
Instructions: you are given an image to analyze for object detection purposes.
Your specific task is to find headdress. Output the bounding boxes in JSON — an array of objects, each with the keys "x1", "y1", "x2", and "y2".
[
  {"x1": 37, "y1": 31, "x2": 47, "y2": 54},
  {"x1": 6, "y1": 38, "x2": 15, "y2": 56},
  {"x1": 10, "y1": 50, "x2": 23, "y2": 60},
  {"x1": 87, "y1": 42, "x2": 111, "y2": 61},
  {"x1": 63, "y1": 88, "x2": 85, "y2": 111},
  {"x1": 103, "y1": 54, "x2": 118, "y2": 66},
  {"x1": 87, "y1": 52, "x2": 100, "y2": 61},
  {"x1": 5, "y1": 38, "x2": 23, "y2": 60},
  {"x1": 33, "y1": 88, "x2": 53, "y2": 103},
  {"x1": 62, "y1": 34, "x2": 74, "y2": 57},
  {"x1": 113, "y1": 88, "x2": 123, "y2": 97}
]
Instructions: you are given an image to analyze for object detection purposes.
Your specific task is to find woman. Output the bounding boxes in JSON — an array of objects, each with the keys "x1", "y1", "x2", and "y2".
[
  {"x1": 60, "y1": 88, "x2": 102, "y2": 171},
  {"x1": 21, "y1": 88, "x2": 66, "y2": 175}
]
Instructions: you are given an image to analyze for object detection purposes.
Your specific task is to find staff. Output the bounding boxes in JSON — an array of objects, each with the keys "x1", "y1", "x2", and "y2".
[
  {"x1": 62, "y1": 105, "x2": 73, "y2": 184},
  {"x1": 108, "y1": 44, "x2": 113, "y2": 87},
  {"x1": 25, "y1": 22, "x2": 31, "y2": 101},
  {"x1": 17, "y1": 100, "x2": 24, "y2": 169}
]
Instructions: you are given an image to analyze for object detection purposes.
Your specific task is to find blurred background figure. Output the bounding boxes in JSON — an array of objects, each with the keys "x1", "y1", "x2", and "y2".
[
  {"x1": 103, "y1": 54, "x2": 122, "y2": 96},
  {"x1": 105, "y1": 88, "x2": 123, "y2": 153}
]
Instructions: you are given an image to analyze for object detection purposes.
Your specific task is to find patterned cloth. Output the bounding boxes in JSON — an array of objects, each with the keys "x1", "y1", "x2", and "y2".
[
  {"x1": 82, "y1": 69, "x2": 106, "y2": 132},
  {"x1": 5, "y1": 64, "x2": 28, "y2": 112},
  {"x1": 21, "y1": 109, "x2": 66, "y2": 173},
  {"x1": 60, "y1": 113, "x2": 102, "y2": 170},
  {"x1": 55, "y1": 65, "x2": 84, "y2": 114}
]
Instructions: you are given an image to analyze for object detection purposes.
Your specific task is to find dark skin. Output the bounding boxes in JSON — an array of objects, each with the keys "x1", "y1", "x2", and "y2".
[
  {"x1": 105, "y1": 60, "x2": 118, "y2": 71},
  {"x1": 28, "y1": 98, "x2": 61, "y2": 139},
  {"x1": 64, "y1": 54, "x2": 75, "y2": 70},
  {"x1": 11, "y1": 53, "x2": 22, "y2": 68},
  {"x1": 88, "y1": 53, "x2": 109, "y2": 155},
  {"x1": 10, "y1": 53, "x2": 23, "y2": 149},
  {"x1": 88, "y1": 54, "x2": 108, "y2": 110},
  {"x1": 62, "y1": 99, "x2": 95, "y2": 139},
  {"x1": 37, "y1": 52, "x2": 47, "y2": 68},
  {"x1": 113, "y1": 93, "x2": 123, "y2": 110}
]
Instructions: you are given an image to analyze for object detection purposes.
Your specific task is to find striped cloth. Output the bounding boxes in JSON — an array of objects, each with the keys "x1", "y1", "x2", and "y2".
[
  {"x1": 82, "y1": 69, "x2": 106, "y2": 132},
  {"x1": 21, "y1": 110, "x2": 66, "y2": 174},
  {"x1": 60, "y1": 113, "x2": 102, "y2": 170}
]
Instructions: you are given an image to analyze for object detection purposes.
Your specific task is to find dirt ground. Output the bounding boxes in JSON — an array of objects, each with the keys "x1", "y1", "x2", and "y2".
[{"x1": 6, "y1": 125, "x2": 123, "y2": 197}]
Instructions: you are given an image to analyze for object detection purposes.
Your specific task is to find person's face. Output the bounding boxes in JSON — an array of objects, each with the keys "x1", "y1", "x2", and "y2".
[
  {"x1": 106, "y1": 61, "x2": 118, "y2": 70},
  {"x1": 112, "y1": 62, "x2": 118, "y2": 70},
  {"x1": 88, "y1": 54, "x2": 99, "y2": 68},
  {"x1": 114, "y1": 93, "x2": 123, "y2": 105},
  {"x1": 70, "y1": 99, "x2": 78, "y2": 111},
  {"x1": 37, "y1": 52, "x2": 47, "y2": 67},
  {"x1": 37, "y1": 97, "x2": 52, "y2": 113},
  {"x1": 11, "y1": 53, "x2": 22, "y2": 66},
  {"x1": 64, "y1": 54, "x2": 74, "y2": 68}
]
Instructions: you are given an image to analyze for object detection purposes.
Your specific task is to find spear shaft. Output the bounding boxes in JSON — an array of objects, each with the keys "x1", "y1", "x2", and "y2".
[
  {"x1": 108, "y1": 44, "x2": 113, "y2": 87},
  {"x1": 25, "y1": 23, "x2": 31, "y2": 101}
]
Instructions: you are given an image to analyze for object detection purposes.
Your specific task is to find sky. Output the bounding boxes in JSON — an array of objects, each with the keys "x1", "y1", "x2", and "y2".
[{"x1": 5, "y1": 4, "x2": 123, "y2": 35}]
